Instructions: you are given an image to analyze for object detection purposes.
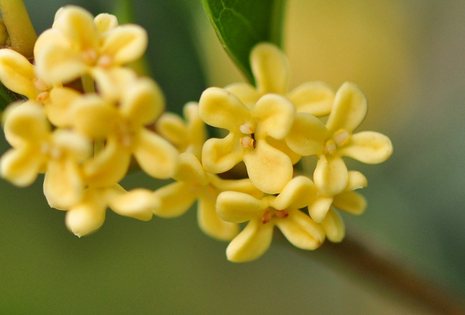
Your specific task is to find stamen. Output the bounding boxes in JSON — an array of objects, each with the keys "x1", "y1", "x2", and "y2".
[
  {"x1": 333, "y1": 129, "x2": 350, "y2": 147},
  {"x1": 325, "y1": 139, "x2": 336, "y2": 154},
  {"x1": 97, "y1": 55, "x2": 113, "y2": 68},
  {"x1": 274, "y1": 210, "x2": 288, "y2": 219},
  {"x1": 33, "y1": 78, "x2": 49, "y2": 91},
  {"x1": 239, "y1": 122, "x2": 255, "y2": 135},
  {"x1": 82, "y1": 49, "x2": 97, "y2": 64},
  {"x1": 36, "y1": 92, "x2": 49, "y2": 102},
  {"x1": 240, "y1": 136, "x2": 255, "y2": 148},
  {"x1": 261, "y1": 210, "x2": 272, "y2": 224}
]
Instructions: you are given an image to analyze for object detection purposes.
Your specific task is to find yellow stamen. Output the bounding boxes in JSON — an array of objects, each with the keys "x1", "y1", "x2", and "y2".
[
  {"x1": 333, "y1": 129, "x2": 350, "y2": 147},
  {"x1": 239, "y1": 122, "x2": 255, "y2": 135}
]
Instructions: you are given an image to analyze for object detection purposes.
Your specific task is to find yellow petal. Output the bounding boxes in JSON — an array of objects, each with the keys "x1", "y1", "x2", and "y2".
[
  {"x1": 47, "y1": 87, "x2": 82, "y2": 127},
  {"x1": 94, "y1": 13, "x2": 118, "y2": 34},
  {"x1": 156, "y1": 112, "x2": 188, "y2": 146},
  {"x1": 243, "y1": 140, "x2": 293, "y2": 194},
  {"x1": 216, "y1": 191, "x2": 265, "y2": 223},
  {"x1": 133, "y1": 129, "x2": 179, "y2": 179},
  {"x1": 252, "y1": 94, "x2": 295, "y2": 140},
  {"x1": 225, "y1": 82, "x2": 260, "y2": 108},
  {"x1": 340, "y1": 131, "x2": 393, "y2": 164},
  {"x1": 272, "y1": 176, "x2": 316, "y2": 210},
  {"x1": 333, "y1": 191, "x2": 367, "y2": 215},
  {"x1": 153, "y1": 181, "x2": 198, "y2": 218},
  {"x1": 326, "y1": 82, "x2": 367, "y2": 134},
  {"x1": 313, "y1": 155, "x2": 348, "y2": 196},
  {"x1": 100, "y1": 25, "x2": 148, "y2": 65},
  {"x1": 0, "y1": 49, "x2": 37, "y2": 99},
  {"x1": 285, "y1": 113, "x2": 327, "y2": 156},
  {"x1": 109, "y1": 188, "x2": 157, "y2": 221},
  {"x1": 43, "y1": 159, "x2": 83, "y2": 209},
  {"x1": 226, "y1": 218, "x2": 274, "y2": 263},
  {"x1": 209, "y1": 175, "x2": 264, "y2": 200},
  {"x1": 346, "y1": 171, "x2": 368, "y2": 191},
  {"x1": 321, "y1": 208, "x2": 345, "y2": 243},
  {"x1": 0, "y1": 147, "x2": 43, "y2": 186},
  {"x1": 251, "y1": 43, "x2": 289, "y2": 94},
  {"x1": 276, "y1": 208, "x2": 325, "y2": 250},
  {"x1": 51, "y1": 129, "x2": 91, "y2": 162},
  {"x1": 288, "y1": 81, "x2": 335, "y2": 116},
  {"x1": 201, "y1": 133, "x2": 243, "y2": 174},
  {"x1": 92, "y1": 67, "x2": 137, "y2": 101},
  {"x1": 308, "y1": 195, "x2": 333, "y2": 223},
  {"x1": 267, "y1": 137, "x2": 301, "y2": 165},
  {"x1": 199, "y1": 87, "x2": 251, "y2": 132},
  {"x1": 83, "y1": 137, "x2": 131, "y2": 186},
  {"x1": 198, "y1": 193, "x2": 239, "y2": 241},
  {"x1": 174, "y1": 152, "x2": 208, "y2": 185},
  {"x1": 73, "y1": 95, "x2": 118, "y2": 138}
]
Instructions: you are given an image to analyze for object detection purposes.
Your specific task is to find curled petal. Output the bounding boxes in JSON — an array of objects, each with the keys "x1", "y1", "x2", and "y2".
[
  {"x1": 199, "y1": 87, "x2": 251, "y2": 131},
  {"x1": 276, "y1": 208, "x2": 325, "y2": 250},
  {"x1": 133, "y1": 129, "x2": 179, "y2": 179},
  {"x1": 109, "y1": 188, "x2": 157, "y2": 221},
  {"x1": 251, "y1": 43, "x2": 288, "y2": 94},
  {"x1": 346, "y1": 171, "x2": 368, "y2": 191},
  {"x1": 100, "y1": 25, "x2": 148, "y2": 65},
  {"x1": 333, "y1": 191, "x2": 367, "y2": 215},
  {"x1": 44, "y1": 159, "x2": 83, "y2": 209},
  {"x1": 288, "y1": 81, "x2": 334, "y2": 116},
  {"x1": 285, "y1": 113, "x2": 327, "y2": 156},
  {"x1": 253, "y1": 94, "x2": 295, "y2": 140},
  {"x1": 153, "y1": 181, "x2": 198, "y2": 218},
  {"x1": 94, "y1": 13, "x2": 118, "y2": 34},
  {"x1": 308, "y1": 195, "x2": 334, "y2": 223},
  {"x1": 174, "y1": 152, "x2": 208, "y2": 185},
  {"x1": 209, "y1": 175, "x2": 264, "y2": 200},
  {"x1": 321, "y1": 208, "x2": 345, "y2": 242},
  {"x1": 156, "y1": 112, "x2": 188, "y2": 146},
  {"x1": 225, "y1": 83, "x2": 261, "y2": 108},
  {"x1": 73, "y1": 96, "x2": 118, "y2": 138},
  {"x1": 36, "y1": 45, "x2": 86, "y2": 84},
  {"x1": 272, "y1": 176, "x2": 316, "y2": 210},
  {"x1": 0, "y1": 49, "x2": 37, "y2": 99},
  {"x1": 243, "y1": 141, "x2": 293, "y2": 194},
  {"x1": 226, "y1": 218, "x2": 274, "y2": 263},
  {"x1": 314, "y1": 155, "x2": 348, "y2": 196},
  {"x1": 201, "y1": 133, "x2": 243, "y2": 174},
  {"x1": 198, "y1": 193, "x2": 239, "y2": 241},
  {"x1": 0, "y1": 147, "x2": 43, "y2": 186},
  {"x1": 340, "y1": 131, "x2": 393, "y2": 164},
  {"x1": 326, "y1": 82, "x2": 367, "y2": 134},
  {"x1": 217, "y1": 191, "x2": 265, "y2": 223}
]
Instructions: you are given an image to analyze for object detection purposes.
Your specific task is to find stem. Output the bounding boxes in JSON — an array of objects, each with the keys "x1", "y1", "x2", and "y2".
[
  {"x1": 296, "y1": 231, "x2": 465, "y2": 315},
  {"x1": 0, "y1": 0, "x2": 37, "y2": 59}
]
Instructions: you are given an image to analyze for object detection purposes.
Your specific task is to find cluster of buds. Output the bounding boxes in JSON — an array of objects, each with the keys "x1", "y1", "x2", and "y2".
[{"x1": 0, "y1": 6, "x2": 393, "y2": 262}]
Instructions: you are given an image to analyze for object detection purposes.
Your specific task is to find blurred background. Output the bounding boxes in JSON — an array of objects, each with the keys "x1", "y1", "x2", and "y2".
[{"x1": 1, "y1": 0, "x2": 464, "y2": 314}]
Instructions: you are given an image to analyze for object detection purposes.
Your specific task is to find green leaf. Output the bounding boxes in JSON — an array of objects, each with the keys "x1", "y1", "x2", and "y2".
[
  {"x1": 202, "y1": 0, "x2": 286, "y2": 85},
  {"x1": 0, "y1": 81, "x2": 22, "y2": 113}
]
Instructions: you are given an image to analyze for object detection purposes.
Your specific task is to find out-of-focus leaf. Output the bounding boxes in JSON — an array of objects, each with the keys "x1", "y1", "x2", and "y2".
[
  {"x1": 0, "y1": 81, "x2": 22, "y2": 113},
  {"x1": 202, "y1": 0, "x2": 286, "y2": 84}
]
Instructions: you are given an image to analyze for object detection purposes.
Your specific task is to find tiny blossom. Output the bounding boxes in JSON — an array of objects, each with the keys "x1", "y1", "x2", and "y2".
[
  {"x1": 199, "y1": 87, "x2": 295, "y2": 194},
  {"x1": 217, "y1": 176, "x2": 325, "y2": 262},
  {"x1": 34, "y1": 5, "x2": 147, "y2": 85}
]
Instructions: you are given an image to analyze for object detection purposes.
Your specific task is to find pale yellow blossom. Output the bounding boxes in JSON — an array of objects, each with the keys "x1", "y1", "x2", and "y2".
[
  {"x1": 217, "y1": 176, "x2": 325, "y2": 262},
  {"x1": 199, "y1": 87, "x2": 295, "y2": 194}
]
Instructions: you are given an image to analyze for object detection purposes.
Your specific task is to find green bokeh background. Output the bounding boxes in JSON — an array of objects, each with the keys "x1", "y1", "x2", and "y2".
[{"x1": 0, "y1": 0, "x2": 464, "y2": 314}]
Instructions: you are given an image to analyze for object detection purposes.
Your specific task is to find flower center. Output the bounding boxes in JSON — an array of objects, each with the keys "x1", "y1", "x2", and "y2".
[
  {"x1": 261, "y1": 208, "x2": 289, "y2": 224},
  {"x1": 41, "y1": 142, "x2": 62, "y2": 160},
  {"x1": 324, "y1": 129, "x2": 350, "y2": 154},
  {"x1": 239, "y1": 122, "x2": 256, "y2": 148}
]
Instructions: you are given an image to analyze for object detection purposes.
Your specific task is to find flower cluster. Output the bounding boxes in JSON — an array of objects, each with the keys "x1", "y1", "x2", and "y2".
[{"x1": 0, "y1": 6, "x2": 393, "y2": 262}]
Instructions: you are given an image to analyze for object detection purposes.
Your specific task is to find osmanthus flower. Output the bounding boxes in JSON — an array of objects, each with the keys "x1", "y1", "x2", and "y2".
[
  {"x1": 199, "y1": 87, "x2": 295, "y2": 194},
  {"x1": 0, "y1": 102, "x2": 91, "y2": 209},
  {"x1": 71, "y1": 70, "x2": 178, "y2": 187},
  {"x1": 313, "y1": 82, "x2": 393, "y2": 196},
  {"x1": 65, "y1": 184, "x2": 159, "y2": 237},
  {"x1": 153, "y1": 152, "x2": 262, "y2": 241},
  {"x1": 33, "y1": 5, "x2": 147, "y2": 85},
  {"x1": 217, "y1": 176, "x2": 325, "y2": 262}
]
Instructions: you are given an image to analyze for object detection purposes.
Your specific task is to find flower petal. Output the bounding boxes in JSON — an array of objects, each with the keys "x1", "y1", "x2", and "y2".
[
  {"x1": 333, "y1": 191, "x2": 367, "y2": 215},
  {"x1": 47, "y1": 87, "x2": 82, "y2": 127},
  {"x1": 156, "y1": 112, "x2": 188, "y2": 146},
  {"x1": 253, "y1": 94, "x2": 295, "y2": 140},
  {"x1": 0, "y1": 147, "x2": 43, "y2": 186},
  {"x1": 340, "y1": 131, "x2": 393, "y2": 164},
  {"x1": 199, "y1": 87, "x2": 251, "y2": 132},
  {"x1": 201, "y1": 133, "x2": 243, "y2": 174},
  {"x1": 198, "y1": 193, "x2": 239, "y2": 241},
  {"x1": 225, "y1": 83, "x2": 261, "y2": 108},
  {"x1": 288, "y1": 82, "x2": 335, "y2": 116},
  {"x1": 243, "y1": 140, "x2": 293, "y2": 194},
  {"x1": 308, "y1": 195, "x2": 334, "y2": 223},
  {"x1": 321, "y1": 208, "x2": 345, "y2": 242},
  {"x1": 153, "y1": 181, "x2": 198, "y2": 218},
  {"x1": 94, "y1": 13, "x2": 118, "y2": 34},
  {"x1": 226, "y1": 218, "x2": 274, "y2": 263},
  {"x1": 313, "y1": 155, "x2": 348, "y2": 196},
  {"x1": 174, "y1": 152, "x2": 208, "y2": 184},
  {"x1": 100, "y1": 25, "x2": 148, "y2": 65},
  {"x1": 109, "y1": 188, "x2": 157, "y2": 221},
  {"x1": 0, "y1": 49, "x2": 37, "y2": 99},
  {"x1": 73, "y1": 95, "x2": 118, "y2": 138},
  {"x1": 251, "y1": 43, "x2": 289, "y2": 94},
  {"x1": 272, "y1": 176, "x2": 316, "y2": 210},
  {"x1": 217, "y1": 191, "x2": 265, "y2": 223},
  {"x1": 133, "y1": 129, "x2": 179, "y2": 179},
  {"x1": 285, "y1": 113, "x2": 327, "y2": 156},
  {"x1": 346, "y1": 171, "x2": 368, "y2": 191},
  {"x1": 276, "y1": 208, "x2": 325, "y2": 250},
  {"x1": 326, "y1": 82, "x2": 367, "y2": 134},
  {"x1": 267, "y1": 138, "x2": 301, "y2": 165}
]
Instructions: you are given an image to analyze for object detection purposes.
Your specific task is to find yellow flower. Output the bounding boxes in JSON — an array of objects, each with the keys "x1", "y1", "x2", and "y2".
[
  {"x1": 71, "y1": 71, "x2": 178, "y2": 186},
  {"x1": 154, "y1": 152, "x2": 261, "y2": 241},
  {"x1": 34, "y1": 6, "x2": 147, "y2": 85},
  {"x1": 313, "y1": 82, "x2": 393, "y2": 196},
  {"x1": 217, "y1": 176, "x2": 325, "y2": 262},
  {"x1": 0, "y1": 102, "x2": 91, "y2": 209},
  {"x1": 199, "y1": 87, "x2": 295, "y2": 194},
  {"x1": 66, "y1": 184, "x2": 158, "y2": 237}
]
